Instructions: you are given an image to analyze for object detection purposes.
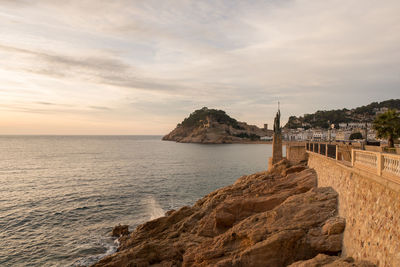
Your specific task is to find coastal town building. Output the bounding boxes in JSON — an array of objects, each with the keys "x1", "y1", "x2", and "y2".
[
  {"x1": 338, "y1": 122, "x2": 372, "y2": 129},
  {"x1": 374, "y1": 107, "x2": 389, "y2": 115},
  {"x1": 335, "y1": 130, "x2": 352, "y2": 141},
  {"x1": 312, "y1": 130, "x2": 325, "y2": 141},
  {"x1": 283, "y1": 125, "x2": 377, "y2": 142}
]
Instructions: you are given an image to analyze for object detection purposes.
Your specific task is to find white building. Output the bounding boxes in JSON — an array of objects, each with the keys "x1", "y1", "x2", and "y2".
[
  {"x1": 312, "y1": 130, "x2": 326, "y2": 141},
  {"x1": 260, "y1": 136, "x2": 273, "y2": 141},
  {"x1": 339, "y1": 122, "x2": 371, "y2": 129},
  {"x1": 375, "y1": 107, "x2": 389, "y2": 115}
]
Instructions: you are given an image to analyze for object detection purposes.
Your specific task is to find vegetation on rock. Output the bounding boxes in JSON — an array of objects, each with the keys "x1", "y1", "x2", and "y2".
[
  {"x1": 233, "y1": 132, "x2": 260, "y2": 140},
  {"x1": 179, "y1": 107, "x2": 243, "y2": 129},
  {"x1": 163, "y1": 107, "x2": 269, "y2": 143},
  {"x1": 285, "y1": 99, "x2": 400, "y2": 129}
]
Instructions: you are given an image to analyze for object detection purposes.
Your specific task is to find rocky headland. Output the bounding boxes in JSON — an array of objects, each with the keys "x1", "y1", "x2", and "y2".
[
  {"x1": 162, "y1": 107, "x2": 272, "y2": 144},
  {"x1": 93, "y1": 160, "x2": 374, "y2": 267}
]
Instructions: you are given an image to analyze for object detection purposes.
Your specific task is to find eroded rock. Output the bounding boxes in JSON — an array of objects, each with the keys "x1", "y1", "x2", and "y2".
[
  {"x1": 93, "y1": 162, "x2": 365, "y2": 267},
  {"x1": 162, "y1": 107, "x2": 271, "y2": 144},
  {"x1": 322, "y1": 217, "x2": 346, "y2": 235},
  {"x1": 111, "y1": 224, "x2": 129, "y2": 237}
]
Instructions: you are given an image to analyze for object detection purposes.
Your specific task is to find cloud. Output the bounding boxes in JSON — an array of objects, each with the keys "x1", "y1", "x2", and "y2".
[
  {"x1": 89, "y1": 106, "x2": 111, "y2": 110},
  {"x1": 0, "y1": 44, "x2": 189, "y2": 93},
  {"x1": 35, "y1": 101, "x2": 56, "y2": 105},
  {"x1": 0, "y1": 0, "x2": 400, "y2": 134}
]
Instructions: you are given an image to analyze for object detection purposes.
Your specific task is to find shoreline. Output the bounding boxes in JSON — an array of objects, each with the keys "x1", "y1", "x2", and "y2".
[
  {"x1": 162, "y1": 139, "x2": 274, "y2": 144},
  {"x1": 92, "y1": 160, "x2": 372, "y2": 267}
]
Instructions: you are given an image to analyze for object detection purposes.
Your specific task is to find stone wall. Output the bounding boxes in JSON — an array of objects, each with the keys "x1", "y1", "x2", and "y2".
[
  {"x1": 308, "y1": 152, "x2": 400, "y2": 267},
  {"x1": 286, "y1": 143, "x2": 307, "y2": 164}
]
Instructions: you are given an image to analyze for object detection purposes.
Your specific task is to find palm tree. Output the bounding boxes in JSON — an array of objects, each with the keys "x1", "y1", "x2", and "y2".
[{"x1": 373, "y1": 109, "x2": 400, "y2": 148}]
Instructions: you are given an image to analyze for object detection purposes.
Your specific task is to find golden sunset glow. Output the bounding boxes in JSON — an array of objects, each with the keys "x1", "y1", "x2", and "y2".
[{"x1": 1, "y1": 0, "x2": 400, "y2": 134}]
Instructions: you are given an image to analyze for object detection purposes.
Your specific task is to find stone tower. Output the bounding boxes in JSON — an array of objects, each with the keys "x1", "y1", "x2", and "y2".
[{"x1": 268, "y1": 105, "x2": 283, "y2": 169}]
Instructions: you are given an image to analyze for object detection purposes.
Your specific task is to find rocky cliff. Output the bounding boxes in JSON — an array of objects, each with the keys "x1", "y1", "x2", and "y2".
[
  {"x1": 162, "y1": 107, "x2": 272, "y2": 143},
  {"x1": 93, "y1": 160, "x2": 374, "y2": 267}
]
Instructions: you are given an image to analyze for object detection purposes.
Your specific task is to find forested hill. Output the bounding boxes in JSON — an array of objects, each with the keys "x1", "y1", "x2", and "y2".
[
  {"x1": 178, "y1": 107, "x2": 242, "y2": 129},
  {"x1": 163, "y1": 107, "x2": 269, "y2": 143},
  {"x1": 285, "y1": 99, "x2": 400, "y2": 129}
]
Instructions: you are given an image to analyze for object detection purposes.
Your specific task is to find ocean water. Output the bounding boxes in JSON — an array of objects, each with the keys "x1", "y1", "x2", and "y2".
[{"x1": 0, "y1": 136, "x2": 276, "y2": 267}]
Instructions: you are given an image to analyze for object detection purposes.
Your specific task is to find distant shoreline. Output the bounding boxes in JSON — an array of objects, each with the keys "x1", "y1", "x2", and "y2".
[
  {"x1": 231, "y1": 140, "x2": 272, "y2": 144},
  {"x1": 161, "y1": 139, "x2": 274, "y2": 144}
]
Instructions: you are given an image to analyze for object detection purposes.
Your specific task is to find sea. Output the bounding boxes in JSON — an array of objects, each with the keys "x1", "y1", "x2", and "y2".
[{"x1": 0, "y1": 135, "x2": 278, "y2": 267}]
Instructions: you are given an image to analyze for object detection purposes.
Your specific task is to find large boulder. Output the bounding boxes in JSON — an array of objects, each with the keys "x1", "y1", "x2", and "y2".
[
  {"x1": 183, "y1": 187, "x2": 341, "y2": 266},
  {"x1": 111, "y1": 224, "x2": 129, "y2": 237}
]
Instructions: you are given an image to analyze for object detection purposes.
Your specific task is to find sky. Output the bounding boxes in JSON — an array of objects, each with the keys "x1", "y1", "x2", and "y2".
[{"x1": 0, "y1": 0, "x2": 399, "y2": 135}]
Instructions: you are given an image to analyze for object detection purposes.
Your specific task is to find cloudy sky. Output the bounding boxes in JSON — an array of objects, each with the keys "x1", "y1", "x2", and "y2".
[{"x1": 0, "y1": 0, "x2": 399, "y2": 134}]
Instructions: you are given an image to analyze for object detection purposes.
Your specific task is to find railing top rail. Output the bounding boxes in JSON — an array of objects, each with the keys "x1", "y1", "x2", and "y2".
[
  {"x1": 353, "y1": 149, "x2": 400, "y2": 158},
  {"x1": 306, "y1": 143, "x2": 400, "y2": 182},
  {"x1": 382, "y1": 153, "x2": 400, "y2": 160},
  {"x1": 353, "y1": 149, "x2": 378, "y2": 155}
]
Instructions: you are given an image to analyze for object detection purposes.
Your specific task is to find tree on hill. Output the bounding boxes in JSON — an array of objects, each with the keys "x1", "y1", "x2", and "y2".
[
  {"x1": 179, "y1": 107, "x2": 242, "y2": 129},
  {"x1": 373, "y1": 109, "x2": 400, "y2": 148},
  {"x1": 354, "y1": 99, "x2": 400, "y2": 115},
  {"x1": 284, "y1": 99, "x2": 400, "y2": 129},
  {"x1": 349, "y1": 132, "x2": 363, "y2": 140}
]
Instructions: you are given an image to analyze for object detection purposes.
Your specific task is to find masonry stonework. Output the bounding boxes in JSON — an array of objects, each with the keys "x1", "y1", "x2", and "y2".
[
  {"x1": 308, "y1": 153, "x2": 400, "y2": 267},
  {"x1": 286, "y1": 144, "x2": 307, "y2": 164}
]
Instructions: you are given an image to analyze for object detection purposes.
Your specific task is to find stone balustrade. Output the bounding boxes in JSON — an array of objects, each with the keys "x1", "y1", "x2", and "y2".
[
  {"x1": 352, "y1": 149, "x2": 400, "y2": 183},
  {"x1": 306, "y1": 143, "x2": 400, "y2": 266},
  {"x1": 307, "y1": 152, "x2": 400, "y2": 266},
  {"x1": 383, "y1": 153, "x2": 400, "y2": 177},
  {"x1": 306, "y1": 142, "x2": 400, "y2": 184},
  {"x1": 352, "y1": 150, "x2": 379, "y2": 173}
]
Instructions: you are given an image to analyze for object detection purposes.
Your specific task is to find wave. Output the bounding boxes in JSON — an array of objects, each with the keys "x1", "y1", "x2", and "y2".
[
  {"x1": 68, "y1": 238, "x2": 118, "y2": 267},
  {"x1": 143, "y1": 196, "x2": 165, "y2": 220}
]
